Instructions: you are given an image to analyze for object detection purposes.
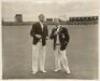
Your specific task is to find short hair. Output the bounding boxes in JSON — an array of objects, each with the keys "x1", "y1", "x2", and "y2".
[{"x1": 38, "y1": 14, "x2": 45, "y2": 18}]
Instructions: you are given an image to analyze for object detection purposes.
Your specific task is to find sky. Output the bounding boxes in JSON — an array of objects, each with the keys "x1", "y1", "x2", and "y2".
[{"x1": 2, "y1": 0, "x2": 99, "y2": 21}]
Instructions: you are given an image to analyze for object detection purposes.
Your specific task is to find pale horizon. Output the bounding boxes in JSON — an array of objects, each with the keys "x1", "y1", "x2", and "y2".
[{"x1": 2, "y1": 0, "x2": 99, "y2": 21}]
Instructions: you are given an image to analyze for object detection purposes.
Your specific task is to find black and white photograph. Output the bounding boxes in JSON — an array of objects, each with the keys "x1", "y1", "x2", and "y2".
[{"x1": 1, "y1": 0, "x2": 99, "y2": 80}]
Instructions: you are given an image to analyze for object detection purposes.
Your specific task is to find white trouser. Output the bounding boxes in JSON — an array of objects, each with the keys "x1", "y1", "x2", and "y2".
[
  {"x1": 54, "y1": 45, "x2": 70, "y2": 73},
  {"x1": 32, "y1": 42, "x2": 46, "y2": 73}
]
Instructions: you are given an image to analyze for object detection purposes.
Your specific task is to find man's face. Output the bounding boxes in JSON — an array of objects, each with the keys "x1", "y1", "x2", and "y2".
[{"x1": 38, "y1": 14, "x2": 45, "y2": 23}]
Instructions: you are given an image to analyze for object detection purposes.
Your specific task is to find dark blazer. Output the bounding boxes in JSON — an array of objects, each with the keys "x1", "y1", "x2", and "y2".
[
  {"x1": 30, "y1": 22, "x2": 48, "y2": 46},
  {"x1": 50, "y1": 26, "x2": 70, "y2": 50}
]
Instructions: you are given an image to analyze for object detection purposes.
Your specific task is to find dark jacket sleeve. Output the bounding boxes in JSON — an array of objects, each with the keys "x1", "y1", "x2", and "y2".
[
  {"x1": 46, "y1": 26, "x2": 48, "y2": 36},
  {"x1": 50, "y1": 28, "x2": 55, "y2": 39},
  {"x1": 60, "y1": 27, "x2": 70, "y2": 50},
  {"x1": 64, "y1": 28, "x2": 70, "y2": 43},
  {"x1": 67, "y1": 29, "x2": 70, "y2": 42}
]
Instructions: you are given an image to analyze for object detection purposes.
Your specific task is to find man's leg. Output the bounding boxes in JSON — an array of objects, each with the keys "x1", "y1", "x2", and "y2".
[
  {"x1": 40, "y1": 46, "x2": 46, "y2": 72},
  {"x1": 32, "y1": 44, "x2": 40, "y2": 74},
  {"x1": 54, "y1": 46, "x2": 61, "y2": 72},
  {"x1": 60, "y1": 50, "x2": 71, "y2": 74}
]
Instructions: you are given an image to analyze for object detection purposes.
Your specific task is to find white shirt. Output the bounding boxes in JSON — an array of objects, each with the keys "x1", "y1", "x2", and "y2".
[
  {"x1": 40, "y1": 22, "x2": 44, "y2": 31},
  {"x1": 56, "y1": 34, "x2": 60, "y2": 44},
  {"x1": 56, "y1": 26, "x2": 60, "y2": 44}
]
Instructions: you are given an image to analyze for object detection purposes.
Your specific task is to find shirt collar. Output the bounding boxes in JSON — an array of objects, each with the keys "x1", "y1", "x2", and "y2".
[{"x1": 39, "y1": 21, "x2": 43, "y2": 25}]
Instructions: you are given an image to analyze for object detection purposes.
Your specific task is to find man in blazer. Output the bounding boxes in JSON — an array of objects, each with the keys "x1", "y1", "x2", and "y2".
[
  {"x1": 30, "y1": 14, "x2": 48, "y2": 74},
  {"x1": 50, "y1": 18, "x2": 71, "y2": 74}
]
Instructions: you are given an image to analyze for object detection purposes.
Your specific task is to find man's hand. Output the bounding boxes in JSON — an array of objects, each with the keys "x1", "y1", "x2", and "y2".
[{"x1": 35, "y1": 34, "x2": 41, "y2": 39}]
